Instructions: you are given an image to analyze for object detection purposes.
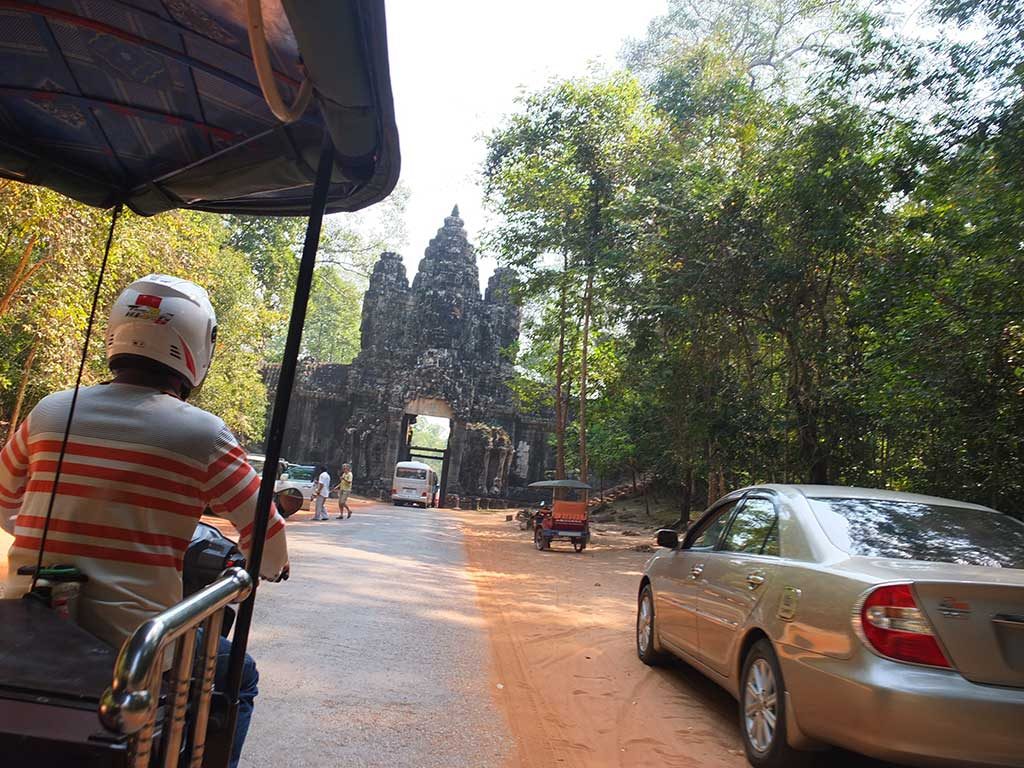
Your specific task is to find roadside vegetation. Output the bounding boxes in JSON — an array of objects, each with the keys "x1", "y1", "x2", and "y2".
[
  {"x1": 0, "y1": 180, "x2": 407, "y2": 445},
  {"x1": 484, "y1": 0, "x2": 1024, "y2": 517}
]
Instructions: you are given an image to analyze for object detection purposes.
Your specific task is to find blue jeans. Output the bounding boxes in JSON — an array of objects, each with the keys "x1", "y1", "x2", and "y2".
[{"x1": 196, "y1": 632, "x2": 258, "y2": 768}]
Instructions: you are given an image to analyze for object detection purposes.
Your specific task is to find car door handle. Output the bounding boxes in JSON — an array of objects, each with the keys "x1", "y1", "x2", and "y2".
[
  {"x1": 746, "y1": 572, "x2": 766, "y2": 589},
  {"x1": 689, "y1": 564, "x2": 704, "y2": 579}
]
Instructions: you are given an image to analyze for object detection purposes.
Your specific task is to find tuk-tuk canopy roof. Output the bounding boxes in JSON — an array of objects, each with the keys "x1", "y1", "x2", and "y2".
[
  {"x1": 0, "y1": 0, "x2": 399, "y2": 216},
  {"x1": 528, "y1": 479, "x2": 592, "y2": 490}
]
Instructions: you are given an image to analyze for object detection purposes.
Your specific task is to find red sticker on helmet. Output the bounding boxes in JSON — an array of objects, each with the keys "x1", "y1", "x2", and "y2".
[
  {"x1": 175, "y1": 332, "x2": 197, "y2": 377},
  {"x1": 135, "y1": 294, "x2": 162, "y2": 308}
]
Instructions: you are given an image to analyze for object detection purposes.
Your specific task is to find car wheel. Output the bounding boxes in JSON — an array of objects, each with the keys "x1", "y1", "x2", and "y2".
[
  {"x1": 740, "y1": 639, "x2": 804, "y2": 768},
  {"x1": 636, "y1": 585, "x2": 668, "y2": 666}
]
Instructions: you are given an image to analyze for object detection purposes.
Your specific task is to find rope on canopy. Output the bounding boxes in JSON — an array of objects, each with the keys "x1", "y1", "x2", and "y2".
[{"x1": 245, "y1": 0, "x2": 313, "y2": 123}]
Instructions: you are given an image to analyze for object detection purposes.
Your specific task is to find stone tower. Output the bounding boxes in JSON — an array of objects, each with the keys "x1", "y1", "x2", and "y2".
[{"x1": 264, "y1": 207, "x2": 552, "y2": 502}]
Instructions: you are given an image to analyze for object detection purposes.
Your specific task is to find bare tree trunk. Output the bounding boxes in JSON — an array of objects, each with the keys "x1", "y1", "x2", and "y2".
[
  {"x1": 578, "y1": 269, "x2": 594, "y2": 485},
  {"x1": 554, "y1": 255, "x2": 568, "y2": 480},
  {"x1": 0, "y1": 235, "x2": 40, "y2": 317},
  {"x1": 8, "y1": 343, "x2": 37, "y2": 438}
]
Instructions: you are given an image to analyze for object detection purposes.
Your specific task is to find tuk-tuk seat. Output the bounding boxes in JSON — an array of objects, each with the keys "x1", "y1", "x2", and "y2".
[{"x1": 550, "y1": 500, "x2": 587, "y2": 524}]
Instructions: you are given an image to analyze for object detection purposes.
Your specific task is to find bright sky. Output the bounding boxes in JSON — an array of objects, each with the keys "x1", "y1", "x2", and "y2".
[{"x1": 380, "y1": 0, "x2": 667, "y2": 289}]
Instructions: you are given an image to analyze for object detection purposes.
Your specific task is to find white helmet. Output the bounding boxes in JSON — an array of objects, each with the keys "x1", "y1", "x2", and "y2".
[{"x1": 106, "y1": 274, "x2": 217, "y2": 389}]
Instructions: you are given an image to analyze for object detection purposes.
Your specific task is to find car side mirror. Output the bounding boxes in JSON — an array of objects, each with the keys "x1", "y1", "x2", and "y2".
[
  {"x1": 280, "y1": 473, "x2": 289, "y2": 480},
  {"x1": 656, "y1": 528, "x2": 679, "y2": 549}
]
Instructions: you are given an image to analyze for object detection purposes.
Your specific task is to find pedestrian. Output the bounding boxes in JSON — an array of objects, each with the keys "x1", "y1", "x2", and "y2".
[
  {"x1": 312, "y1": 465, "x2": 331, "y2": 521},
  {"x1": 334, "y1": 463, "x2": 353, "y2": 519}
]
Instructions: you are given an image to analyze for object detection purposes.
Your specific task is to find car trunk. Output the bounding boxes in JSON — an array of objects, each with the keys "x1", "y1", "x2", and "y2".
[
  {"x1": 849, "y1": 558, "x2": 1024, "y2": 688},
  {"x1": 914, "y1": 580, "x2": 1024, "y2": 688}
]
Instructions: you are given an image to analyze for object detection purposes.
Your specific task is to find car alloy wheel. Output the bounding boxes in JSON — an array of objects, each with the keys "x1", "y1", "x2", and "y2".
[
  {"x1": 637, "y1": 592, "x2": 653, "y2": 655},
  {"x1": 636, "y1": 585, "x2": 667, "y2": 666},
  {"x1": 744, "y1": 658, "x2": 778, "y2": 754}
]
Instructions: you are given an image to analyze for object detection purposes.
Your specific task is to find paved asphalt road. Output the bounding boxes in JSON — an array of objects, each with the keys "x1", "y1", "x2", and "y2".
[{"x1": 239, "y1": 500, "x2": 511, "y2": 768}]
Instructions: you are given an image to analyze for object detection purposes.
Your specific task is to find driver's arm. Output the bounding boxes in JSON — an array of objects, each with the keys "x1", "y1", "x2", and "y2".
[
  {"x1": 202, "y1": 425, "x2": 288, "y2": 580},
  {"x1": 0, "y1": 420, "x2": 29, "y2": 535}
]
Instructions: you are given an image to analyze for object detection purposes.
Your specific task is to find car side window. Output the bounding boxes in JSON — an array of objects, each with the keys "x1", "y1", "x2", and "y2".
[
  {"x1": 721, "y1": 498, "x2": 779, "y2": 555},
  {"x1": 689, "y1": 501, "x2": 737, "y2": 550}
]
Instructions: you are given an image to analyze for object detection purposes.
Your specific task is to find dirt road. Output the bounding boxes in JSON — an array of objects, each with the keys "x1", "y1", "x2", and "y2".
[
  {"x1": 461, "y1": 511, "x2": 748, "y2": 768},
  {"x1": 461, "y1": 509, "x2": 896, "y2": 768}
]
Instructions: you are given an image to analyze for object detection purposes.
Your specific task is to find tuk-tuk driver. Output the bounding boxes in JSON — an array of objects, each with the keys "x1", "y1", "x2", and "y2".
[{"x1": 0, "y1": 274, "x2": 289, "y2": 768}]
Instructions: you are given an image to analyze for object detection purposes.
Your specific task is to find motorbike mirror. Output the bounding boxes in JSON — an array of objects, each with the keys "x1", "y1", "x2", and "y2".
[
  {"x1": 275, "y1": 487, "x2": 304, "y2": 518},
  {"x1": 656, "y1": 528, "x2": 680, "y2": 549}
]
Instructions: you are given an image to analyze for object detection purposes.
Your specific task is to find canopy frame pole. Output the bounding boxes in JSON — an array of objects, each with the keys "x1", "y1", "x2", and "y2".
[{"x1": 219, "y1": 128, "x2": 335, "y2": 765}]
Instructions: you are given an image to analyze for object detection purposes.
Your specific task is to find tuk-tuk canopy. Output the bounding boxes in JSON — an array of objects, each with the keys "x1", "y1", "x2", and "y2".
[
  {"x1": 528, "y1": 479, "x2": 593, "y2": 490},
  {"x1": 0, "y1": 0, "x2": 399, "y2": 216}
]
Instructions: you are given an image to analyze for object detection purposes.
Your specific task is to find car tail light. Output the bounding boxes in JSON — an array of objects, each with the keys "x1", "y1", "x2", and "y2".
[
  {"x1": 858, "y1": 583, "x2": 951, "y2": 669},
  {"x1": 421, "y1": 491, "x2": 428, "y2": 497},
  {"x1": 391, "y1": 487, "x2": 397, "y2": 494}
]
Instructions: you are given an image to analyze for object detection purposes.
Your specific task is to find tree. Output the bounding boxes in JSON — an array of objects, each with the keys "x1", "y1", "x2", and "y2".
[
  {"x1": 484, "y1": 73, "x2": 656, "y2": 482},
  {"x1": 302, "y1": 266, "x2": 363, "y2": 363}
]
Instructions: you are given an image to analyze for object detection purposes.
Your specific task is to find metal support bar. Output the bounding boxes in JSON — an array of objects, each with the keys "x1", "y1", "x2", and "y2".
[
  {"x1": 130, "y1": 648, "x2": 164, "y2": 768},
  {"x1": 220, "y1": 128, "x2": 336, "y2": 765},
  {"x1": 99, "y1": 568, "x2": 253, "y2": 737},
  {"x1": 161, "y1": 629, "x2": 197, "y2": 767},
  {"x1": 188, "y1": 611, "x2": 224, "y2": 768}
]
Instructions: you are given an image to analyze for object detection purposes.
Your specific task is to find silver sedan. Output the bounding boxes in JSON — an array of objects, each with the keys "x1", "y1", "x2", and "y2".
[{"x1": 635, "y1": 485, "x2": 1024, "y2": 767}]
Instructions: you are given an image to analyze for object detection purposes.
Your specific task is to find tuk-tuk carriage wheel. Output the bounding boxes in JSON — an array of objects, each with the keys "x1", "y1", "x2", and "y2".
[
  {"x1": 533, "y1": 527, "x2": 549, "y2": 551},
  {"x1": 573, "y1": 537, "x2": 587, "y2": 553}
]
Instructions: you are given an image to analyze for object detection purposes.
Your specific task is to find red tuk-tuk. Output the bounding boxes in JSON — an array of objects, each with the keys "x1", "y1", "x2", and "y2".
[
  {"x1": 0, "y1": 2, "x2": 400, "y2": 766},
  {"x1": 529, "y1": 479, "x2": 592, "y2": 553}
]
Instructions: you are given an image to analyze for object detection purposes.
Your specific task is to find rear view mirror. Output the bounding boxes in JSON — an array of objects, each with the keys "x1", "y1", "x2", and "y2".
[
  {"x1": 274, "y1": 488, "x2": 304, "y2": 518},
  {"x1": 656, "y1": 529, "x2": 679, "y2": 549}
]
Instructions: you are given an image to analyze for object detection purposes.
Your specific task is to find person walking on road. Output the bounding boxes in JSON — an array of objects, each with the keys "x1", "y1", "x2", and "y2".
[
  {"x1": 335, "y1": 463, "x2": 353, "y2": 519},
  {"x1": 312, "y1": 465, "x2": 331, "y2": 521}
]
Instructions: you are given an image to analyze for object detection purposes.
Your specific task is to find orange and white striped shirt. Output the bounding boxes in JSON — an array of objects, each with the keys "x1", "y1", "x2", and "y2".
[{"x1": 0, "y1": 382, "x2": 288, "y2": 650}]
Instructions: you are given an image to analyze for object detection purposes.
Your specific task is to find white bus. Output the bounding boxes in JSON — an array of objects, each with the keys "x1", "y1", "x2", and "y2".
[{"x1": 391, "y1": 460, "x2": 438, "y2": 508}]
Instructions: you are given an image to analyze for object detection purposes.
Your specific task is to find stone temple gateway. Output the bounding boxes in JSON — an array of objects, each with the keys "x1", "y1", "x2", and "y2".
[{"x1": 265, "y1": 207, "x2": 553, "y2": 502}]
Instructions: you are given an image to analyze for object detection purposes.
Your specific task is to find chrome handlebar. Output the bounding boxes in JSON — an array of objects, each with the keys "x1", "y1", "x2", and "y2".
[{"x1": 99, "y1": 567, "x2": 253, "y2": 767}]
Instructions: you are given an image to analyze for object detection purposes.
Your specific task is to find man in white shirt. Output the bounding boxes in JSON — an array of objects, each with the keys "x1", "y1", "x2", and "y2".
[{"x1": 312, "y1": 465, "x2": 331, "y2": 520}]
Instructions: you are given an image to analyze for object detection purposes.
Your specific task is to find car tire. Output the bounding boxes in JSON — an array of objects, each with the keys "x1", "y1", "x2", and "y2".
[
  {"x1": 740, "y1": 639, "x2": 805, "y2": 768},
  {"x1": 636, "y1": 585, "x2": 668, "y2": 666}
]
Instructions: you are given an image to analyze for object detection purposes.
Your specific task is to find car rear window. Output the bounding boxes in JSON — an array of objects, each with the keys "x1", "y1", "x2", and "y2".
[
  {"x1": 808, "y1": 497, "x2": 1024, "y2": 569},
  {"x1": 396, "y1": 468, "x2": 427, "y2": 480}
]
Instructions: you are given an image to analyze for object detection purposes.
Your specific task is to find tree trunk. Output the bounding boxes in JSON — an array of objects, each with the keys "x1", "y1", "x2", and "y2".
[
  {"x1": 554, "y1": 255, "x2": 568, "y2": 480},
  {"x1": 8, "y1": 343, "x2": 37, "y2": 438},
  {"x1": 0, "y1": 235, "x2": 40, "y2": 318},
  {"x1": 578, "y1": 269, "x2": 594, "y2": 484}
]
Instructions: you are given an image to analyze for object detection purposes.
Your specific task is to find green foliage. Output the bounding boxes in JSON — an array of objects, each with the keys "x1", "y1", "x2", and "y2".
[
  {"x1": 302, "y1": 266, "x2": 362, "y2": 363},
  {"x1": 0, "y1": 184, "x2": 269, "y2": 442},
  {"x1": 485, "y1": 0, "x2": 1024, "y2": 516}
]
